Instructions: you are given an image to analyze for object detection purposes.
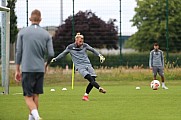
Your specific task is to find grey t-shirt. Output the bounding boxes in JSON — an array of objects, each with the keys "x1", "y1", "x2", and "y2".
[
  {"x1": 55, "y1": 43, "x2": 100, "y2": 69},
  {"x1": 16, "y1": 24, "x2": 54, "y2": 72},
  {"x1": 149, "y1": 49, "x2": 164, "y2": 68}
]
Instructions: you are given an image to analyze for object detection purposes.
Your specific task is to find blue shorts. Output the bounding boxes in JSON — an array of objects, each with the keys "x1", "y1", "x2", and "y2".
[{"x1": 22, "y1": 72, "x2": 44, "y2": 96}]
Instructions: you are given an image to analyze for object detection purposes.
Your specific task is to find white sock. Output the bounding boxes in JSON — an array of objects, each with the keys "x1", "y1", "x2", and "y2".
[
  {"x1": 84, "y1": 93, "x2": 88, "y2": 96},
  {"x1": 28, "y1": 114, "x2": 34, "y2": 120},
  {"x1": 162, "y1": 82, "x2": 165, "y2": 87},
  {"x1": 31, "y1": 109, "x2": 40, "y2": 120}
]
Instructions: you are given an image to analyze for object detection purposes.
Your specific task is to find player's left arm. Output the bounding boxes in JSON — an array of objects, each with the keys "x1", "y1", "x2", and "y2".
[
  {"x1": 86, "y1": 43, "x2": 105, "y2": 63},
  {"x1": 149, "y1": 51, "x2": 153, "y2": 69},
  {"x1": 161, "y1": 51, "x2": 164, "y2": 68},
  {"x1": 46, "y1": 35, "x2": 55, "y2": 65}
]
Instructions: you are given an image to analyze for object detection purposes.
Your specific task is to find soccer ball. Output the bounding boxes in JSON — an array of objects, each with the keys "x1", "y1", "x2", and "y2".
[{"x1": 150, "y1": 80, "x2": 160, "y2": 90}]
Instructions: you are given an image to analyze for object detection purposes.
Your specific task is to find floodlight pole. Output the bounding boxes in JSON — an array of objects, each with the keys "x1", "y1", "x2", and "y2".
[
  {"x1": 119, "y1": 0, "x2": 122, "y2": 65},
  {"x1": 60, "y1": 0, "x2": 63, "y2": 25},
  {"x1": 26, "y1": 0, "x2": 28, "y2": 26},
  {"x1": 72, "y1": 0, "x2": 75, "y2": 38},
  {"x1": 71, "y1": 0, "x2": 75, "y2": 90},
  {"x1": 166, "y1": 0, "x2": 169, "y2": 63}
]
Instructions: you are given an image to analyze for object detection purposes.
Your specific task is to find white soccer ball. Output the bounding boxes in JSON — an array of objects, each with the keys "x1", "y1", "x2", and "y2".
[{"x1": 150, "y1": 80, "x2": 160, "y2": 90}]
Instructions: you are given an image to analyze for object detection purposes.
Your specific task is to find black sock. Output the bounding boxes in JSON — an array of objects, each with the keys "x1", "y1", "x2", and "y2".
[
  {"x1": 86, "y1": 83, "x2": 93, "y2": 94},
  {"x1": 84, "y1": 74, "x2": 100, "y2": 89}
]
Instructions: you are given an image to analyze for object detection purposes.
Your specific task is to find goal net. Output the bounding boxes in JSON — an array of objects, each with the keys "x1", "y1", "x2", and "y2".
[{"x1": 0, "y1": 6, "x2": 10, "y2": 95}]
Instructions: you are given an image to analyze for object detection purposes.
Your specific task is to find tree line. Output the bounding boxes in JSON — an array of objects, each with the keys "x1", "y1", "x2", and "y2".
[{"x1": 3, "y1": 0, "x2": 181, "y2": 54}]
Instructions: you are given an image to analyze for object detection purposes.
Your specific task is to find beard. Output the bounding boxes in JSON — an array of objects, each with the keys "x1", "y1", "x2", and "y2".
[{"x1": 154, "y1": 48, "x2": 158, "y2": 52}]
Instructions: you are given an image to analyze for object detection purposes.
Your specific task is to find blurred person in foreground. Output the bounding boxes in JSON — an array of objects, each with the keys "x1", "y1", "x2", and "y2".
[
  {"x1": 149, "y1": 43, "x2": 168, "y2": 89},
  {"x1": 51, "y1": 33, "x2": 106, "y2": 101},
  {"x1": 15, "y1": 9, "x2": 54, "y2": 120}
]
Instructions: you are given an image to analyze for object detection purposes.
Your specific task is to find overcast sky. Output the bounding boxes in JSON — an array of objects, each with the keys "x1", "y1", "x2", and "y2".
[{"x1": 1, "y1": 0, "x2": 137, "y2": 35}]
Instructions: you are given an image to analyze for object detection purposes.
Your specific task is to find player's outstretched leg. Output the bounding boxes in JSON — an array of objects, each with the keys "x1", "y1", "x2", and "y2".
[
  {"x1": 99, "y1": 87, "x2": 106, "y2": 94},
  {"x1": 84, "y1": 74, "x2": 106, "y2": 93}
]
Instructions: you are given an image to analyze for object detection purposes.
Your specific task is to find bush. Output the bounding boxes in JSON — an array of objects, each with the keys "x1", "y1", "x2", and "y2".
[{"x1": 51, "y1": 52, "x2": 181, "y2": 68}]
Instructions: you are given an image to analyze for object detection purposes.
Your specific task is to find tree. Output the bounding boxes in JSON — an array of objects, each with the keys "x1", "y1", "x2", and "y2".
[
  {"x1": 53, "y1": 10, "x2": 118, "y2": 53},
  {"x1": 126, "y1": 0, "x2": 181, "y2": 52},
  {"x1": 7, "y1": 0, "x2": 18, "y2": 43}
]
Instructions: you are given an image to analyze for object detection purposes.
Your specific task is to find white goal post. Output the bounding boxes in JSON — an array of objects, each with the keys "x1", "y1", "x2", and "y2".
[
  {"x1": 0, "y1": 5, "x2": 10, "y2": 95},
  {"x1": 0, "y1": 6, "x2": 10, "y2": 11}
]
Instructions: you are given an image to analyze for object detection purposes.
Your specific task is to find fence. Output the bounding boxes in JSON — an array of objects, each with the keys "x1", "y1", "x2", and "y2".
[{"x1": 1, "y1": 0, "x2": 181, "y2": 69}]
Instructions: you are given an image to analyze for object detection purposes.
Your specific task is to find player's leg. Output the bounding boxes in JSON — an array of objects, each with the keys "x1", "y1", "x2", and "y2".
[
  {"x1": 82, "y1": 83, "x2": 93, "y2": 101},
  {"x1": 25, "y1": 96, "x2": 40, "y2": 120},
  {"x1": 22, "y1": 72, "x2": 42, "y2": 120},
  {"x1": 86, "y1": 83, "x2": 93, "y2": 94},
  {"x1": 84, "y1": 74, "x2": 100, "y2": 89},
  {"x1": 152, "y1": 67, "x2": 157, "y2": 80},
  {"x1": 84, "y1": 66, "x2": 106, "y2": 93},
  {"x1": 80, "y1": 67, "x2": 106, "y2": 101},
  {"x1": 33, "y1": 72, "x2": 44, "y2": 109},
  {"x1": 158, "y1": 67, "x2": 168, "y2": 89},
  {"x1": 28, "y1": 114, "x2": 34, "y2": 120},
  {"x1": 32, "y1": 72, "x2": 44, "y2": 119},
  {"x1": 84, "y1": 76, "x2": 99, "y2": 94}
]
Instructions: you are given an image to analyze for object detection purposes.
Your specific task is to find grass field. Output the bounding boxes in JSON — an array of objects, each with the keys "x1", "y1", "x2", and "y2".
[
  {"x1": 0, "y1": 84, "x2": 181, "y2": 120},
  {"x1": 1, "y1": 67, "x2": 181, "y2": 120}
]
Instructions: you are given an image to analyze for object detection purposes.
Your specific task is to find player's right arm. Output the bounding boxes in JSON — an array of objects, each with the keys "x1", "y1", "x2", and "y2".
[
  {"x1": 15, "y1": 31, "x2": 23, "y2": 65},
  {"x1": 15, "y1": 31, "x2": 23, "y2": 82},
  {"x1": 51, "y1": 46, "x2": 70, "y2": 62},
  {"x1": 149, "y1": 51, "x2": 153, "y2": 69}
]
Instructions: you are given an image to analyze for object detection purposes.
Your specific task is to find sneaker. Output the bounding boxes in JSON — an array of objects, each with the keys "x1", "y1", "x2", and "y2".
[
  {"x1": 162, "y1": 86, "x2": 168, "y2": 90},
  {"x1": 99, "y1": 87, "x2": 106, "y2": 94},
  {"x1": 82, "y1": 95, "x2": 89, "y2": 101}
]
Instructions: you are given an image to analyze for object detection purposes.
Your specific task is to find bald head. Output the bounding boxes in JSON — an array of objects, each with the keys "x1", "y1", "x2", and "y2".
[{"x1": 29, "y1": 9, "x2": 42, "y2": 24}]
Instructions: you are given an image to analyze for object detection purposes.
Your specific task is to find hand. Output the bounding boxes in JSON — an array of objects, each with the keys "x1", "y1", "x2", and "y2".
[
  {"x1": 51, "y1": 58, "x2": 56, "y2": 63},
  {"x1": 15, "y1": 71, "x2": 21, "y2": 82},
  {"x1": 99, "y1": 54, "x2": 105, "y2": 63},
  {"x1": 45, "y1": 62, "x2": 48, "y2": 73}
]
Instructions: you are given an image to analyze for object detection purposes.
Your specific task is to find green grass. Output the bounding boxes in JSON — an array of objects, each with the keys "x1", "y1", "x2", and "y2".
[
  {"x1": 1, "y1": 67, "x2": 181, "y2": 119},
  {"x1": 0, "y1": 84, "x2": 181, "y2": 120}
]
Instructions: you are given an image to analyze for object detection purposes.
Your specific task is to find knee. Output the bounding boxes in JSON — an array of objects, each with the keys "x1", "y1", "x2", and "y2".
[{"x1": 84, "y1": 74, "x2": 95, "y2": 83}]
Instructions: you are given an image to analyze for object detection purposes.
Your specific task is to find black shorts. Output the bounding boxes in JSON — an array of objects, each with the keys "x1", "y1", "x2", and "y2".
[{"x1": 22, "y1": 72, "x2": 44, "y2": 96}]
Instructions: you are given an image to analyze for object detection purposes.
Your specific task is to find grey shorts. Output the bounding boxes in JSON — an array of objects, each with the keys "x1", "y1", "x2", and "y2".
[
  {"x1": 152, "y1": 66, "x2": 164, "y2": 77},
  {"x1": 22, "y1": 72, "x2": 44, "y2": 96},
  {"x1": 77, "y1": 66, "x2": 96, "y2": 77}
]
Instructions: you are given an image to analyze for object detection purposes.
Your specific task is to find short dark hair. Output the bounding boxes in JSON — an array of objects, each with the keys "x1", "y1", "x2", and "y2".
[
  {"x1": 30, "y1": 9, "x2": 41, "y2": 22},
  {"x1": 154, "y1": 43, "x2": 159, "y2": 46}
]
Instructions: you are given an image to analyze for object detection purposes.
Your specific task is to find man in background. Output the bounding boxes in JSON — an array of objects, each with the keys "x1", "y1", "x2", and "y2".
[
  {"x1": 149, "y1": 43, "x2": 168, "y2": 89},
  {"x1": 15, "y1": 9, "x2": 54, "y2": 120}
]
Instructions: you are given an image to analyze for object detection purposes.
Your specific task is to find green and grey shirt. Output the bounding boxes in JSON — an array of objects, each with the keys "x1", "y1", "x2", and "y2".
[
  {"x1": 55, "y1": 43, "x2": 100, "y2": 69},
  {"x1": 16, "y1": 24, "x2": 54, "y2": 72},
  {"x1": 149, "y1": 49, "x2": 164, "y2": 68}
]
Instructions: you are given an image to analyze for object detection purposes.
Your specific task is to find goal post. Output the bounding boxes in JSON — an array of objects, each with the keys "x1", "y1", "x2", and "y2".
[
  {"x1": 0, "y1": 6, "x2": 10, "y2": 95},
  {"x1": 0, "y1": 6, "x2": 10, "y2": 11}
]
